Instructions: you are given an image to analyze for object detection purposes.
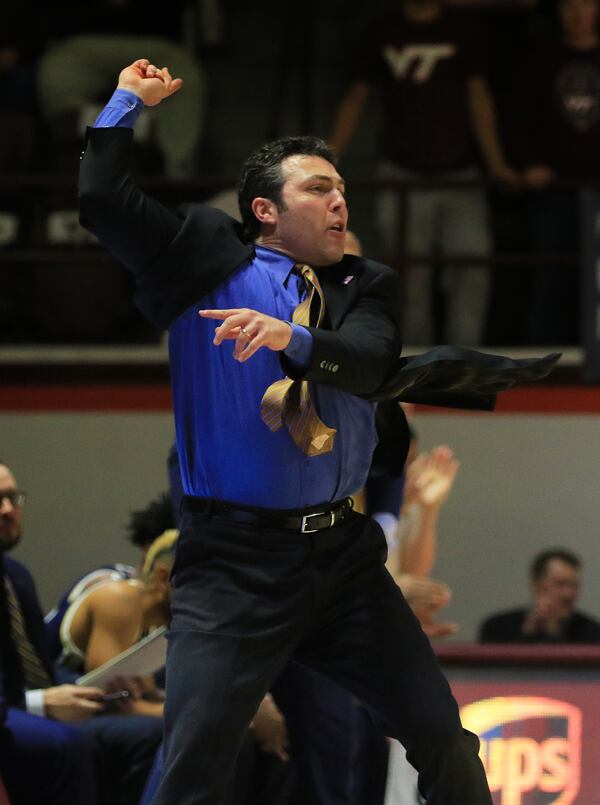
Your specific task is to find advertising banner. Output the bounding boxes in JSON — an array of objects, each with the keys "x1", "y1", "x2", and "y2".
[{"x1": 385, "y1": 678, "x2": 599, "y2": 804}]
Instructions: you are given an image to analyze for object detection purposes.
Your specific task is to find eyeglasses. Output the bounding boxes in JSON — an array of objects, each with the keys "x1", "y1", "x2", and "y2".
[{"x1": 0, "y1": 491, "x2": 26, "y2": 508}]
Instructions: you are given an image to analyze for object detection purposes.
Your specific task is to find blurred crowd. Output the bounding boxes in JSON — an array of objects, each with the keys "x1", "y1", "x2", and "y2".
[{"x1": 2, "y1": 0, "x2": 600, "y2": 346}]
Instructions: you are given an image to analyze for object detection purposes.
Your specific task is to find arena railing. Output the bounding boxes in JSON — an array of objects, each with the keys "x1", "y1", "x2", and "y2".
[{"x1": 0, "y1": 173, "x2": 588, "y2": 382}]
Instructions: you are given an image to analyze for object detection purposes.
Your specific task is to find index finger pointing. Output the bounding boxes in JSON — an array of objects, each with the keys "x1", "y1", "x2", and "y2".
[{"x1": 199, "y1": 309, "x2": 242, "y2": 320}]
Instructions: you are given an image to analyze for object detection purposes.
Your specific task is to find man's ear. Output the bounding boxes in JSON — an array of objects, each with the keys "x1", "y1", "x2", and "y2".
[{"x1": 251, "y1": 197, "x2": 278, "y2": 228}]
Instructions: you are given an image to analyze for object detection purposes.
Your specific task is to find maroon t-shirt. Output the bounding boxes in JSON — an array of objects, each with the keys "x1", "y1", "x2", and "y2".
[
  {"x1": 509, "y1": 43, "x2": 600, "y2": 177},
  {"x1": 352, "y1": 9, "x2": 486, "y2": 172}
]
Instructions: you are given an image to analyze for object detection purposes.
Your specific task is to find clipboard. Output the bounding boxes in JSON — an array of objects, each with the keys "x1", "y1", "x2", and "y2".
[{"x1": 76, "y1": 626, "x2": 168, "y2": 687}]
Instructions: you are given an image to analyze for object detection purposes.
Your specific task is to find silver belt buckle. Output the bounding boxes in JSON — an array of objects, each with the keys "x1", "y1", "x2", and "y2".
[{"x1": 301, "y1": 509, "x2": 335, "y2": 533}]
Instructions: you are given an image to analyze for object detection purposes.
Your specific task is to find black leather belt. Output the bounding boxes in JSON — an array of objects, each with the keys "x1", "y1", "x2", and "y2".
[{"x1": 181, "y1": 496, "x2": 354, "y2": 534}]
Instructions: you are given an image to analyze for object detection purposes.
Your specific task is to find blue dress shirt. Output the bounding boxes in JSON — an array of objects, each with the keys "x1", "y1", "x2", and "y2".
[{"x1": 94, "y1": 90, "x2": 377, "y2": 508}]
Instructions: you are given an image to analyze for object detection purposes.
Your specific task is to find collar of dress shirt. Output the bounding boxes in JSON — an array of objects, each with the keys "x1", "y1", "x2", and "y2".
[{"x1": 254, "y1": 245, "x2": 297, "y2": 287}]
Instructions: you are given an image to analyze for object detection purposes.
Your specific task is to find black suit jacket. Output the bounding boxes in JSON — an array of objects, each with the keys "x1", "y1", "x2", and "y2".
[{"x1": 79, "y1": 127, "x2": 559, "y2": 409}]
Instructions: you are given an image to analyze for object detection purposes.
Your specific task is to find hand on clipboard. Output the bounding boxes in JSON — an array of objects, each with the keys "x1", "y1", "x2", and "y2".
[{"x1": 76, "y1": 626, "x2": 168, "y2": 689}]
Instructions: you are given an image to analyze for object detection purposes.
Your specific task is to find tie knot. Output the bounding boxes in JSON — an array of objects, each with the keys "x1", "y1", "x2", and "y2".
[{"x1": 295, "y1": 264, "x2": 320, "y2": 290}]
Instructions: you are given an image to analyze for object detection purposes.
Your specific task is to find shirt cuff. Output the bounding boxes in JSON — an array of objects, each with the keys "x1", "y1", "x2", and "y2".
[
  {"x1": 25, "y1": 688, "x2": 46, "y2": 717},
  {"x1": 372, "y1": 511, "x2": 399, "y2": 552},
  {"x1": 282, "y1": 324, "x2": 313, "y2": 372},
  {"x1": 94, "y1": 88, "x2": 145, "y2": 129}
]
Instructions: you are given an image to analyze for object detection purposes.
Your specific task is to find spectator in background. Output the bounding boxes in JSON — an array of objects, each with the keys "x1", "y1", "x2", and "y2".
[
  {"x1": 329, "y1": 0, "x2": 518, "y2": 346},
  {"x1": 48, "y1": 530, "x2": 173, "y2": 801},
  {"x1": 0, "y1": 461, "x2": 166, "y2": 805},
  {"x1": 49, "y1": 530, "x2": 176, "y2": 695},
  {"x1": 0, "y1": 9, "x2": 45, "y2": 342},
  {"x1": 0, "y1": 461, "x2": 109, "y2": 804},
  {"x1": 44, "y1": 560, "x2": 138, "y2": 669},
  {"x1": 509, "y1": 0, "x2": 600, "y2": 345},
  {"x1": 44, "y1": 490, "x2": 175, "y2": 666},
  {"x1": 479, "y1": 547, "x2": 600, "y2": 642},
  {"x1": 30, "y1": 3, "x2": 205, "y2": 345},
  {"x1": 34, "y1": 0, "x2": 205, "y2": 335},
  {"x1": 38, "y1": 1, "x2": 205, "y2": 181}
]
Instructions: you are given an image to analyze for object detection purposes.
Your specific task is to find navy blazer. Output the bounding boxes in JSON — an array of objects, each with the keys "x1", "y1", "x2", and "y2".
[
  {"x1": 79, "y1": 127, "x2": 559, "y2": 410},
  {"x1": 0, "y1": 557, "x2": 55, "y2": 717}
]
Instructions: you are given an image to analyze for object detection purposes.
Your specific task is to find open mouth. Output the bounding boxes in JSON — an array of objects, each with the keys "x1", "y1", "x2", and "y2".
[{"x1": 328, "y1": 223, "x2": 345, "y2": 233}]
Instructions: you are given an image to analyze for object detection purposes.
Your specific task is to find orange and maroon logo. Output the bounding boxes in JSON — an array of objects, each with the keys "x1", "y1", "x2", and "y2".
[{"x1": 460, "y1": 696, "x2": 582, "y2": 805}]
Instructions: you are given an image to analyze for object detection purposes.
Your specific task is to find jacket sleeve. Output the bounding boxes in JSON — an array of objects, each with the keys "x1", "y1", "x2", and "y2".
[
  {"x1": 367, "y1": 347, "x2": 561, "y2": 408},
  {"x1": 281, "y1": 265, "x2": 402, "y2": 396},
  {"x1": 78, "y1": 126, "x2": 182, "y2": 276},
  {"x1": 79, "y1": 127, "x2": 255, "y2": 328}
]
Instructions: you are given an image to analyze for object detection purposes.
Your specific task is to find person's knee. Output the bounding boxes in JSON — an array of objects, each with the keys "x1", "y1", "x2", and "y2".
[
  {"x1": 75, "y1": 713, "x2": 163, "y2": 762},
  {"x1": 1, "y1": 713, "x2": 98, "y2": 803},
  {"x1": 48, "y1": 720, "x2": 98, "y2": 774}
]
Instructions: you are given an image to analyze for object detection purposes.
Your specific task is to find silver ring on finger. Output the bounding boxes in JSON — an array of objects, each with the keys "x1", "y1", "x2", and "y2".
[{"x1": 241, "y1": 327, "x2": 250, "y2": 337}]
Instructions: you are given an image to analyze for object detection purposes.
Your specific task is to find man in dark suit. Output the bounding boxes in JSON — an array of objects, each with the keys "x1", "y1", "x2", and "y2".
[
  {"x1": 0, "y1": 460, "x2": 102, "y2": 804},
  {"x1": 479, "y1": 548, "x2": 600, "y2": 643},
  {"x1": 78, "y1": 58, "x2": 501, "y2": 804},
  {"x1": 0, "y1": 460, "x2": 164, "y2": 805}
]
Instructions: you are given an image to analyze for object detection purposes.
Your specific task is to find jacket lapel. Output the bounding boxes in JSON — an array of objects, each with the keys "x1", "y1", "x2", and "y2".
[{"x1": 318, "y1": 264, "x2": 360, "y2": 330}]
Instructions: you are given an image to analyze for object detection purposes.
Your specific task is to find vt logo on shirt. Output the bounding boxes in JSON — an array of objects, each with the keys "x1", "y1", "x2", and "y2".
[
  {"x1": 556, "y1": 61, "x2": 600, "y2": 131},
  {"x1": 382, "y1": 44, "x2": 456, "y2": 83}
]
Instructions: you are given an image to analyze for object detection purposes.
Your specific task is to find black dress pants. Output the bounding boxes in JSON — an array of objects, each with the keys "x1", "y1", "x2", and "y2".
[
  {"x1": 272, "y1": 663, "x2": 389, "y2": 805},
  {"x1": 152, "y1": 502, "x2": 491, "y2": 805}
]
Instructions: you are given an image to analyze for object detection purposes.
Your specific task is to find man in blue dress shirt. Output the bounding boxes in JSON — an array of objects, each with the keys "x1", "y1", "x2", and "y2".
[{"x1": 79, "y1": 59, "x2": 493, "y2": 804}]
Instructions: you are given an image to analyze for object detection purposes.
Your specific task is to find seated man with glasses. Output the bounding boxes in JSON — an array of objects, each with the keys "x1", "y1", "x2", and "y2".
[
  {"x1": 0, "y1": 460, "x2": 162, "y2": 805},
  {"x1": 0, "y1": 490, "x2": 26, "y2": 509},
  {"x1": 0, "y1": 461, "x2": 102, "y2": 804}
]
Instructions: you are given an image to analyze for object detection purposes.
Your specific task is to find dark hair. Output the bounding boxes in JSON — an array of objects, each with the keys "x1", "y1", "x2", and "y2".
[
  {"x1": 126, "y1": 492, "x2": 176, "y2": 550},
  {"x1": 238, "y1": 135, "x2": 337, "y2": 241},
  {"x1": 530, "y1": 548, "x2": 581, "y2": 580}
]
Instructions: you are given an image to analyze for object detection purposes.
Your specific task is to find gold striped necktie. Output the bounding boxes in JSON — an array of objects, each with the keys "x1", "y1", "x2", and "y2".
[
  {"x1": 260, "y1": 264, "x2": 336, "y2": 456},
  {"x1": 4, "y1": 576, "x2": 52, "y2": 690}
]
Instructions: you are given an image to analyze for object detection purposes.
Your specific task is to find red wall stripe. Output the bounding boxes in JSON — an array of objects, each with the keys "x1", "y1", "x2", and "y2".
[
  {"x1": 494, "y1": 386, "x2": 600, "y2": 413},
  {"x1": 0, "y1": 385, "x2": 173, "y2": 412},
  {"x1": 417, "y1": 386, "x2": 600, "y2": 414},
  {"x1": 1, "y1": 385, "x2": 600, "y2": 413}
]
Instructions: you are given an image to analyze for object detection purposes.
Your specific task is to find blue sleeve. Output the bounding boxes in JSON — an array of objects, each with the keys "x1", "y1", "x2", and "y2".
[
  {"x1": 94, "y1": 88, "x2": 145, "y2": 129},
  {"x1": 283, "y1": 323, "x2": 313, "y2": 373}
]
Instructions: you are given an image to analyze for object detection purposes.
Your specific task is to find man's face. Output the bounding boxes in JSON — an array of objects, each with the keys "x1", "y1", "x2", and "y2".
[
  {"x1": 0, "y1": 464, "x2": 23, "y2": 552},
  {"x1": 532, "y1": 558, "x2": 581, "y2": 620},
  {"x1": 270, "y1": 155, "x2": 349, "y2": 267},
  {"x1": 560, "y1": 0, "x2": 599, "y2": 38}
]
